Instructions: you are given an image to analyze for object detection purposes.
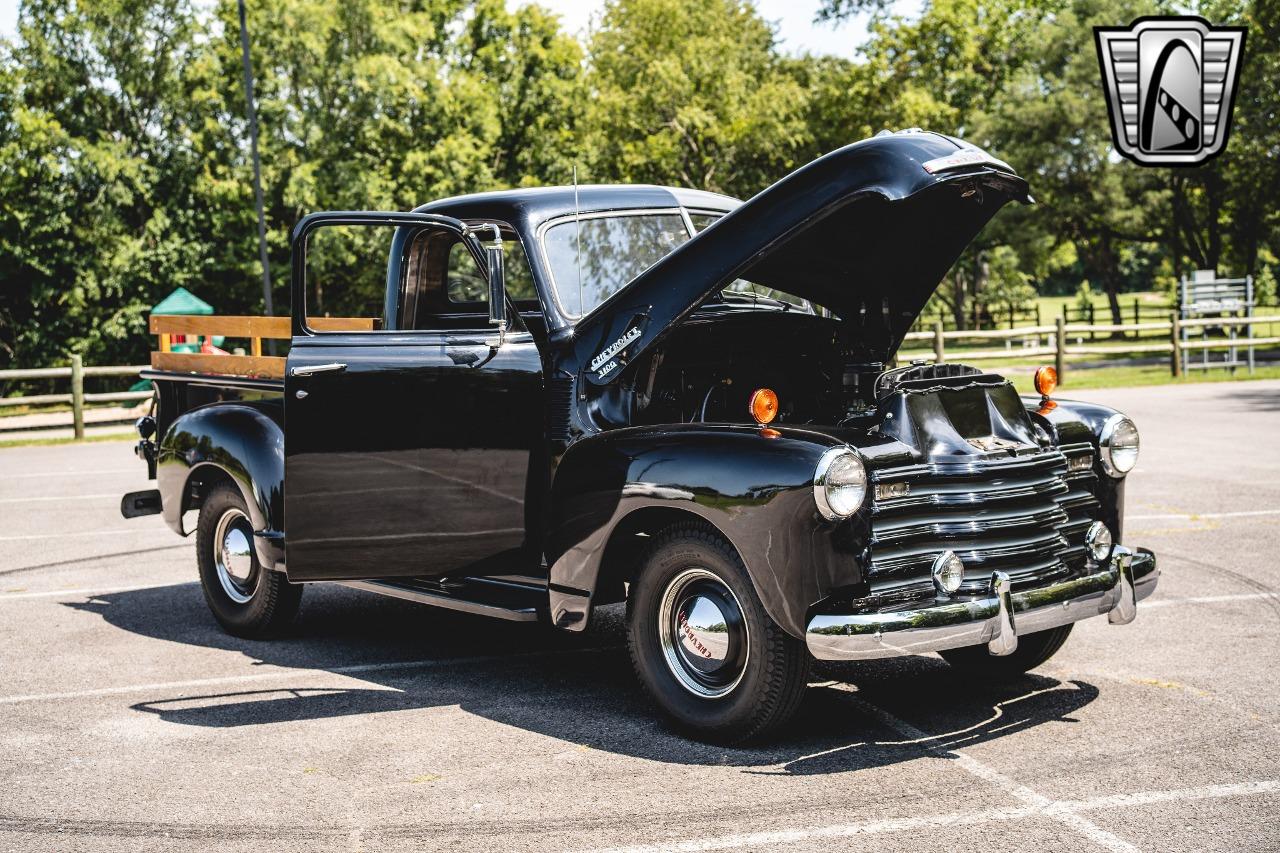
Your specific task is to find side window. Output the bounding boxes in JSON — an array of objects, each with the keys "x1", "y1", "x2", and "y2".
[
  {"x1": 500, "y1": 237, "x2": 538, "y2": 302},
  {"x1": 445, "y1": 242, "x2": 488, "y2": 303},
  {"x1": 445, "y1": 231, "x2": 538, "y2": 304},
  {"x1": 689, "y1": 212, "x2": 722, "y2": 232},
  {"x1": 303, "y1": 223, "x2": 396, "y2": 332},
  {"x1": 407, "y1": 225, "x2": 539, "y2": 330},
  {"x1": 300, "y1": 220, "x2": 529, "y2": 334}
]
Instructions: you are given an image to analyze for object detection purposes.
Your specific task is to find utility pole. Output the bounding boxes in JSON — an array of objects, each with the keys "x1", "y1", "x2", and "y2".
[{"x1": 238, "y1": 0, "x2": 274, "y2": 323}]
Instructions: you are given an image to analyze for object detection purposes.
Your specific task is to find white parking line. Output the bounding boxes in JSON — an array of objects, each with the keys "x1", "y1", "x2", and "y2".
[
  {"x1": 0, "y1": 647, "x2": 610, "y2": 706},
  {"x1": 847, "y1": 690, "x2": 1141, "y2": 853},
  {"x1": 585, "y1": 805, "x2": 1040, "y2": 852},
  {"x1": 0, "y1": 527, "x2": 171, "y2": 542},
  {"x1": 3, "y1": 469, "x2": 137, "y2": 479},
  {"x1": 581, "y1": 780, "x2": 1280, "y2": 853},
  {"x1": 1067, "y1": 780, "x2": 1280, "y2": 811},
  {"x1": 1127, "y1": 508, "x2": 1280, "y2": 521},
  {"x1": 1143, "y1": 592, "x2": 1278, "y2": 608},
  {"x1": 0, "y1": 493, "x2": 119, "y2": 505},
  {"x1": 0, "y1": 583, "x2": 183, "y2": 601}
]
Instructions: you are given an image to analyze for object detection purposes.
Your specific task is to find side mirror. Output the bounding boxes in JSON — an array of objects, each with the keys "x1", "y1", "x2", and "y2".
[{"x1": 486, "y1": 239, "x2": 507, "y2": 330}]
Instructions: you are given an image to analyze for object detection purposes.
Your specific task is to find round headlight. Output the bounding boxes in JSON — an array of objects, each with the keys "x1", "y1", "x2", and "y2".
[
  {"x1": 814, "y1": 448, "x2": 867, "y2": 520},
  {"x1": 1085, "y1": 521, "x2": 1113, "y2": 562},
  {"x1": 1100, "y1": 414, "x2": 1140, "y2": 477},
  {"x1": 932, "y1": 550, "x2": 965, "y2": 595}
]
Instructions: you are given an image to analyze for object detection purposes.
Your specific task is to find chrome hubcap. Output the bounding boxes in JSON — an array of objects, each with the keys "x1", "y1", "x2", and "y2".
[
  {"x1": 214, "y1": 508, "x2": 257, "y2": 604},
  {"x1": 658, "y1": 568, "x2": 750, "y2": 698}
]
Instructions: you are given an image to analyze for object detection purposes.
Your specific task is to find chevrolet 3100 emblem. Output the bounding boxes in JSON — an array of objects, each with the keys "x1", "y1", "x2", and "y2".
[{"x1": 1094, "y1": 17, "x2": 1245, "y2": 166}]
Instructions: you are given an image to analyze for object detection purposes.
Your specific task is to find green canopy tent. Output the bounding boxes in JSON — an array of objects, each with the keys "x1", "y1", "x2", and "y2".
[
  {"x1": 130, "y1": 287, "x2": 222, "y2": 391},
  {"x1": 152, "y1": 286, "x2": 223, "y2": 353},
  {"x1": 151, "y1": 285, "x2": 214, "y2": 318}
]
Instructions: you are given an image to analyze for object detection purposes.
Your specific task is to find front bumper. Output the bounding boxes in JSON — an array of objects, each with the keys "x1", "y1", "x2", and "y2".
[{"x1": 806, "y1": 546, "x2": 1158, "y2": 661}]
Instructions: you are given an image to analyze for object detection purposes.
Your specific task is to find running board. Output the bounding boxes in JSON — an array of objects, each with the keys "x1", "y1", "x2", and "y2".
[{"x1": 335, "y1": 577, "x2": 543, "y2": 622}]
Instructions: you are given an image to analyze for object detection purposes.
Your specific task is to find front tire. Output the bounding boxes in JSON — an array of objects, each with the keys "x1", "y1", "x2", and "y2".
[
  {"x1": 939, "y1": 624, "x2": 1073, "y2": 678},
  {"x1": 627, "y1": 524, "x2": 810, "y2": 744},
  {"x1": 196, "y1": 482, "x2": 301, "y2": 638}
]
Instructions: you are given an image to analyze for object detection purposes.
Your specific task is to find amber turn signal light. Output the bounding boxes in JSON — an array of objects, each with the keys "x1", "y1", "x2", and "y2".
[
  {"x1": 1034, "y1": 366, "x2": 1058, "y2": 398},
  {"x1": 749, "y1": 388, "x2": 779, "y2": 425}
]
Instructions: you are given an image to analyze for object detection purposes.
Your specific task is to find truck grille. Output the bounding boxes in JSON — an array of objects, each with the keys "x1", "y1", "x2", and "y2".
[{"x1": 867, "y1": 443, "x2": 1099, "y2": 602}]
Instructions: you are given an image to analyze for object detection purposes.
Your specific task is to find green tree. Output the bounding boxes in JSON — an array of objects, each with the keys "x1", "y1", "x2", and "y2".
[
  {"x1": 0, "y1": 0, "x2": 586, "y2": 370},
  {"x1": 187, "y1": 0, "x2": 586, "y2": 311},
  {"x1": 1164, "y1": 0, "x2": 1280, "y2": 278},
  {"x1": 973, "y1": 0, "x2": 1169, "y2": 326},
  {"x1": 983, "y1": 245, "x2": 1036, "y2": 326},
  {"x1": 583, "y1": 0, "x2": 811, "y2": 197},
  {"x1": 455, "y1": 0, "x2": 587, "y2": 188},
  {"x1": 0, "y1": 0, "x2": 205, "y2": 368}
]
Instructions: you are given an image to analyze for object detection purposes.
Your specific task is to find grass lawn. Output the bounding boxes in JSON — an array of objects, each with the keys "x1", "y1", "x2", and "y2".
[
  {"x1": 919, "y1": 290, "x2": 1173, "y2": 330},
  {"x1": 1033, "y1": 289, "x2": 1171, "y2": 323}
]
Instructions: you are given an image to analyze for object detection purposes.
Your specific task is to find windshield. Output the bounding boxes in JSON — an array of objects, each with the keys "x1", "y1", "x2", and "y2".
[
  {"x1": 543, "y1": 213, "x2": 689, "y2": 317},
  {"x1": 688, "y1": 212, "x2": 815, "y2": 312},
  {"x1": 542, "y1": 209, "x2": 815, "y2": 319}
]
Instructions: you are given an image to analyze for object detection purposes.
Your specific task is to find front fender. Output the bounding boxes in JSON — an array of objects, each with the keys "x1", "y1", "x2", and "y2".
[
  {"x1": 545, "y1": 424, "x2": 866, "y2": 639},
  {"x1": 156, "y1": 402, "x2": 285, "y2": 568}
]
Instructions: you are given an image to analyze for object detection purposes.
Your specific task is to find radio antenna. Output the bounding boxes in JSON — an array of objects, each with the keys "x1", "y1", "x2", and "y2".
[{"x1": 574, "y1": 164, "x2": 583, "y2": 315}]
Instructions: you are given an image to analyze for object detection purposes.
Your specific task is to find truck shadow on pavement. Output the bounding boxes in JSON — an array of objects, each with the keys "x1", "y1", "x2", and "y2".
[
  {"x1": 1222, "y1": 386, "x2": 1280, "y2": 412},
  {"x1": 68, "y1": 582, "x2": 1099, "y2": 774}
]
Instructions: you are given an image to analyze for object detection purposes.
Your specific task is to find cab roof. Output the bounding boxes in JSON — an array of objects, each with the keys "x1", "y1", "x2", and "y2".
[{"x1": 413, "y1": 185, "x2": 738, "y2": 233}]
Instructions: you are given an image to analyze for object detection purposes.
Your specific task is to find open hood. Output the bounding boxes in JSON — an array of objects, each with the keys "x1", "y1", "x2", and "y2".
[{"x1": 568, "y1": 131, "x2": 1031, "y2": 386}]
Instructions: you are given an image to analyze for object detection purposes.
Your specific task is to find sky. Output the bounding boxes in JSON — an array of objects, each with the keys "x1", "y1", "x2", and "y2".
[{"x1": 0, "y1": 0, "x2": 914, "y2": 58}]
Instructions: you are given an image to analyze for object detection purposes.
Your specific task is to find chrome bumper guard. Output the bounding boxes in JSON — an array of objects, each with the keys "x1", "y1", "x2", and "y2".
[{"x1": 806, "y1": 546, "x2": 1158, "y2": 661}]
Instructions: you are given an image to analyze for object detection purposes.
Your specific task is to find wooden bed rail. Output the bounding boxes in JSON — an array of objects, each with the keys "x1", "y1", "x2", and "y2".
[{"x1": 149, "y1": 315, "x2": 377, "y2": 379}]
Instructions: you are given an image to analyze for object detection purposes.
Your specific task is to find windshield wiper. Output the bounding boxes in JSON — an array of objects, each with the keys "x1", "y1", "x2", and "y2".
[{"x1": 717, "y1": 291, "x2": 792, "y2": 311}]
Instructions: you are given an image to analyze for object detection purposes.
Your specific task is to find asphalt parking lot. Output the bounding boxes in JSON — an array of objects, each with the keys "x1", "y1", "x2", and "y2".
[{"x1": 1, "y1": 380, "x2": 1277, "y2": 852}]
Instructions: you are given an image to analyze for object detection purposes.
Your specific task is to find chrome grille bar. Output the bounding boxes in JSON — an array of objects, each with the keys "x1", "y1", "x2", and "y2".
[{"x1": 868, "y1": 447, "x2": 1101, "y2": 595}]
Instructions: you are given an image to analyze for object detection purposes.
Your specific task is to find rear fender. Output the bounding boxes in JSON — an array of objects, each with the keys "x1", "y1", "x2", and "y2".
[
  {"x1": 156, "y1": 402, "x2": 285, "y2": 569},
  {"x1": 545, "y1": 425, "x2": 867, "y2": 639}
]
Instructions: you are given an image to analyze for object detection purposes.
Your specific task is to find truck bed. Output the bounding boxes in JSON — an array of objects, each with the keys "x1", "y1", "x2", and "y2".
[
  {"x1": 142, "y1": 368, "x2": 284, "y2": 440},
  {"x1": 147, "y1": 313, "x2": 377, "y2": 381}
]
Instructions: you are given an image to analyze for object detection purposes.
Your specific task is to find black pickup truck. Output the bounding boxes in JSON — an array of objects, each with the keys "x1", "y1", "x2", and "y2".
[{"x1": 123, "y1": 130, "x2": 1157, "y2": 743}]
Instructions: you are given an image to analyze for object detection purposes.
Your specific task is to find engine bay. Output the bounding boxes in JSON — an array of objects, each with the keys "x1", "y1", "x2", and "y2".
[{"x1": 611, "y1": 310, "x2": 1011, "y2": 432}]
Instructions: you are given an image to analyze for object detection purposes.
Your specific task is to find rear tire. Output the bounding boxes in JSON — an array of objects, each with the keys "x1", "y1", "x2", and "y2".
[
  {"x1": 939, "y1": 624, "x2": 1073, "y2": 678},
  {"x1": 627, "y1": 523, "x2": 810, "y2": 744},
  {"x1": 196, "y1": 482, "x2": 301, "y2": 638}
]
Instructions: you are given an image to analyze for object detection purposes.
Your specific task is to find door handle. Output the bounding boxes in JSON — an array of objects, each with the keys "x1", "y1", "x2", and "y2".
[{"x1": 291, "y1": 362, "x2": 347, "y2": 377}]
